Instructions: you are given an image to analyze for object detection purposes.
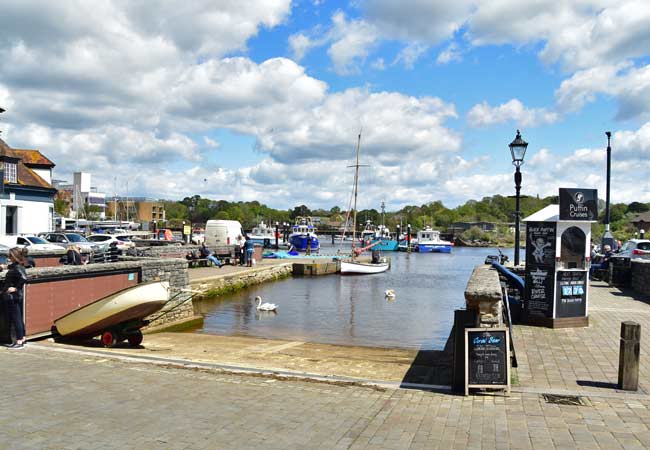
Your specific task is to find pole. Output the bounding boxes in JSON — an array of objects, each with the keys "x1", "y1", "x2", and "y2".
[
  {"x1": 351, "y1": 133, "x2": 361, "y2": 260},
  {"x1": 602, "y1": 131, "x2": 616, "y2": 250},
  {"x1": 275, "y1": 222, "x2": 279, "y2": 250},
  {"x1": 514, "y1": 166, "x2": 522, "y2": 266},
  {"x1": 407, "y1": 224, "x2": 411, "y2": 252}
]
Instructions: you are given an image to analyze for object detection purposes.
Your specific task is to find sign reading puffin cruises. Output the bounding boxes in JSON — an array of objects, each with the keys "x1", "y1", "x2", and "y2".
[
  {"x1": 524, "y1": 222, "x2": 556, "y2": 319},
  {"x1": 559, "y1": 188, "x2": 598, "y2": 221}
]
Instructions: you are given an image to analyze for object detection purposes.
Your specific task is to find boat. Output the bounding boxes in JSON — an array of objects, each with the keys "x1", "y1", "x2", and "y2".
[
  {"x1": 416, "y1": 226, "x2": 453, "y2": 253},
  {"x1": 360, "y1": 220, "x2": 376, "y2": 244},
  {"x1": 248, "y1": 221, "x2": 276, "y2": 248},
  {"x1": 371, "y1": 201, "x2": 399, "y2": 251},
  {"x1": 54, "y1": 281, "x2": 169, "y2": 346},
  {"x1": 288, "y1": 217, "x2": 319, "y2": 252},
  {"x1": 339, "y1": 133, "x2": 389, "y2": 275}
]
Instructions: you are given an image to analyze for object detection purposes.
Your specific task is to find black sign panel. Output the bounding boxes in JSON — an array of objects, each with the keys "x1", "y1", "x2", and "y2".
[
  {"x1": 466, "y1": 329, "x2": 508, "y2": 386},
  {"x1": 555, "y1": 270, "x2": 587, "y2": 318},
  {"x1": 524, "y1": 222, "x2": 556, "y2": 318},
  {"x1": 559, "y1": 188, "x2": 598, "y2": 221}
]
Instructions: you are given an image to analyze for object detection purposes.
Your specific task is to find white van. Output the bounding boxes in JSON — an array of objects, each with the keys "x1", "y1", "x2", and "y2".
[{"x1": 204, "y1": 220, "x2": 244, "y2": 248}]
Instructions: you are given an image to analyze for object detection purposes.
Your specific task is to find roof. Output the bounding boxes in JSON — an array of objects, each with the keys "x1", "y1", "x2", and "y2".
[
  {"x1": 11, "y1": 148, "x2": 55, "y2": 167},
  {"x1": 523, "y1": 205, "x2": 559, "y2": 222},
  {"x1": 0, "y1": 138, "x2": 56, "y2": 191},
  {"x1": 632, "y1": 212, "x2": 650, "y2": 223}
]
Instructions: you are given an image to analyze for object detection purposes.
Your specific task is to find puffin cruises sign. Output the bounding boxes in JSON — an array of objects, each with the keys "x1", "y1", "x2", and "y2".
[{"x1": 559, "y1": 188, "x2": 598, "y2": 221}]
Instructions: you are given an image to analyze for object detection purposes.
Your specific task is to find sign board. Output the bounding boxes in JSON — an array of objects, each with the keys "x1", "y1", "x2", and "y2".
[
  {"x1": 183, "y1": 225, "x2": 191, "y2": 235},
  {"x1": 559, "y1": 188, "x2": 598, "y2": 221},
  {"x1": 555, "y1": 270, "x2": 587, "y2": 318},
  {"x1": 465, "y1": 328, "x2": 510, "y2": 395},
  {"x1": 524, "y1": 222, "x2": 556, "y2": 319}
]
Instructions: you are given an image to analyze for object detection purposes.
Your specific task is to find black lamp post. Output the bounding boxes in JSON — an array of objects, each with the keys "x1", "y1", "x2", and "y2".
[
  {"x1": 275, "y1": 222, "x2": 279, "y2": 250},
  {"x1": 602, "y1": 131, "x2": 616, "y2": 250},
  {"x1": 509, "y1": 130, "x2": 528, "y2": 266}
]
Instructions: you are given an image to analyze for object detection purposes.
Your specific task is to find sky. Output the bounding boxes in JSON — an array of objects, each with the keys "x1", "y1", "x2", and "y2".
[{"x1": 1, "y1": 0, "x2": 650, "y2": 211}]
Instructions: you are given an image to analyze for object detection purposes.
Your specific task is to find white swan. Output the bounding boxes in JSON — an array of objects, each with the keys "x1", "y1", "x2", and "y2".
[
  {"x1": 255, "y1": 295, "x2": 278, "y2": 311},
  {"x1": 385, "y1": 289, "x2": 395, "y2": 299}
]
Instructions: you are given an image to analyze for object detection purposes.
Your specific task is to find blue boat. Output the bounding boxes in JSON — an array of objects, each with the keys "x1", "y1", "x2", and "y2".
[
  {"x1": 416, "y1": 227, "x2": 453, "y2": 253},
  {"x1": 288, "y1": 217, "x2": 319, "y2": 252},
  {"x1": 371, "y1": 225, "x2": 398, "y2": 251}
]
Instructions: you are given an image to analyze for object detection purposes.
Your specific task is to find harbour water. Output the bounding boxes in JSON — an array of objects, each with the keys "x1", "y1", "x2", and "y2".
[{"x1": 194, "y1": 246, "x2": 520, "y2": 350}]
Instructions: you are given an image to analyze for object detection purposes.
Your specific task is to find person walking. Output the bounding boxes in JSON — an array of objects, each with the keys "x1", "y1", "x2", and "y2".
[
  {"x1": 1, "y1": 247, "x2": 28, "y2": 349},
  {"x1": 244, "y1": 236, "x2": 255, "y2": 267}
]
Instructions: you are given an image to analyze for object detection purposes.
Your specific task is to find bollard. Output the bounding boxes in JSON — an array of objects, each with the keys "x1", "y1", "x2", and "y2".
[{"x1": 618, "y1": 321, "x2": 641, "y2": 391}]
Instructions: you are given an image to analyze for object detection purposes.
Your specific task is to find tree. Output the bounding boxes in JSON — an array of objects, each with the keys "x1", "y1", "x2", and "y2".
[
  {"x1": 54, "y1": 198, "x2": 70, "y2": 217},
  {"x1": 291, "y1": 205, "x2": 311, "y2": 219},
  {"x1": 628, "y1": 202, "x2": 650, "y2": 214}
]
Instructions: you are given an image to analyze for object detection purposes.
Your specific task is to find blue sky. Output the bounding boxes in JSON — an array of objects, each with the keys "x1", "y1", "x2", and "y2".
[{"x1": 1, "y1": 1, "x2": 649, "y2": 210}]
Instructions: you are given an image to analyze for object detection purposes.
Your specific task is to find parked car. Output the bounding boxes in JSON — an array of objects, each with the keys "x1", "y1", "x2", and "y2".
[
  {"x1": 86, "y1": 234, "x2": 136, "y2": 251},
  {"x1": 615, "y1": 239, "x2": 650, "y2": 261},
  {"x1": 41, "y1": 232, "x2": 99, "y2": 252},
  {"x1": 0, "y1": 235, "x2": 66, "y2": 251}
]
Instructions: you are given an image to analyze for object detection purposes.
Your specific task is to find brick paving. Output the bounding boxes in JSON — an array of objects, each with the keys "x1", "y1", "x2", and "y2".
[{"x1": 2, "y1": 280, "x2": 650, "y2": 449}]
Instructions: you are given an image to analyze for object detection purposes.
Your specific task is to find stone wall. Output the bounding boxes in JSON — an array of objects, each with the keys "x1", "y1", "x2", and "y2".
[
  {"x1": 631, "y1": 260, "x2": 650, "y2": 296},
  {"x1": 191, "y1": 263, "x2": 292, "y2": 298},
  {"x1": 464, "y1": 265, "x2": 504, "y2": 328}
]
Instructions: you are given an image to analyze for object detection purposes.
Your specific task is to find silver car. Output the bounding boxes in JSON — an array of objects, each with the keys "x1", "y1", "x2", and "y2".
[{"x1": 616, "y1": 239, "x2": 650, "y2": 261}]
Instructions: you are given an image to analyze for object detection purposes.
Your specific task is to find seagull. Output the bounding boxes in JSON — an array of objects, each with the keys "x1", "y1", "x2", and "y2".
[
  {"x1": 385, "y1": 289, "x2": 395, "y2": 299},
  {"x1": 255, "y1": 295, "x2": 278, "y2": 311}
]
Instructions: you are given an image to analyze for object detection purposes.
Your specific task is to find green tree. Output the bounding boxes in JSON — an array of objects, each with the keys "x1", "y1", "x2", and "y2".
[{"x1": 54, "y1": 198, "x2": 70, "y2": 217}]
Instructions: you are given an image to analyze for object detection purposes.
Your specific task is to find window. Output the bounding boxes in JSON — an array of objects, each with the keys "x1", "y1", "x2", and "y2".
[{"x1": 2, "y1": 162, "x2": 17, "y2": 183}]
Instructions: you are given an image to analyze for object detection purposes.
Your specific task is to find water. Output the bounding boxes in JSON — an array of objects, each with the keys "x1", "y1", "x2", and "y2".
[{"x1": 194, "y1": 246, "x2": 520, "y2": 350}]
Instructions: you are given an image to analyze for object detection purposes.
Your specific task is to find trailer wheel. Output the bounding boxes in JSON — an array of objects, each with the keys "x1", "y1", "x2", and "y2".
[
  {"x1": 127, "y1": 330, "x2": 143, "y2": 347},
  {"x1": 101, "y1": 331, "x2": 117, "y2": 348}
]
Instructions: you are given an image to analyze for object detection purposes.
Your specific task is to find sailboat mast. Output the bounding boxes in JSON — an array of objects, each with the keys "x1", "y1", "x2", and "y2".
[{"x1": 351, "y1": 132, "x2": 361, "y2": 255}]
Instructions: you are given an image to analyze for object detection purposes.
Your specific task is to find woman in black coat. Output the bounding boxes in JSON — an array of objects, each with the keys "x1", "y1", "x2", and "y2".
[{"x1": 2, "y1": 247, "x2": 28, "y2": 349}]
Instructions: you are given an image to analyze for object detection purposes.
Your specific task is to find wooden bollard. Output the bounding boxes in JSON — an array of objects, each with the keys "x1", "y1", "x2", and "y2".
[{"x1": 618, "y1": 321, "x2": 641, "y2": 391}]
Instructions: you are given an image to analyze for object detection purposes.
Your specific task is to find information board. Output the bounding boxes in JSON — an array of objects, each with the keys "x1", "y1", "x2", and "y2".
[
  {"x1": 524, "y1": 222, "x2": 556, "y2": 319},
  {"x1": 465, "y1": 328, "x2": 510, "y2": 395},
  {"x1": 555, "y1": 270, "x2": 587, "y2": 318}
]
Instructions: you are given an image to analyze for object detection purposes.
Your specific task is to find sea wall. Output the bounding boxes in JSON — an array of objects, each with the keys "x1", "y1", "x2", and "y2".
[
  {"x1": 631, "y1": 260, "x2": 650, "y2": 296},
  {"x1": 191, "y1": 263, "x2": 293, "y2": 298},
  {"x1": 464, "y1": 265, "x2": 503, "y2": 328}
]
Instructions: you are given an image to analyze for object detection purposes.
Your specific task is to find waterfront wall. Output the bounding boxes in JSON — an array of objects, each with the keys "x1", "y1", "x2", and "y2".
[
  {"x1": 464, "y1": 265, "x2": 503, "y2": 328},
  {"x1": 191, "y1": 263, "x2": 292, "y2": 299},
  {"x1": 631, "y1": 260, "x2": 650, "y2": 296}
]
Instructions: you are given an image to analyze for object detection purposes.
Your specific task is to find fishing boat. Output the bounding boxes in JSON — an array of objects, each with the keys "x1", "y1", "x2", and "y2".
[
  {"x1": 54, "y1": 281, "x2": 169, "y2": 347},
  {"x1": 288, "y1": 217, "x2": 319, "y2": 252},
  {"x1": 416, "y1": 227, "x2": 453, "y2": 253},
  {"x1": 371, "y1": 201, "x2": 399, "y2": 251},
  {"x1": 248, "y1": 221, "x2": 276, "y2": 248},
  {"x1": 340, "y1": 133, "x2": 389, "y2": 275},
  {"x1": 360, "y1": 220, "x2": 376, "y2": 244}
]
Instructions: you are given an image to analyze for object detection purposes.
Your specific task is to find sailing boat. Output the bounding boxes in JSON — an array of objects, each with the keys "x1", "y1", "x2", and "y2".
[{"x1": 340, "y1": 133, "x2": 390, "y2": 275}]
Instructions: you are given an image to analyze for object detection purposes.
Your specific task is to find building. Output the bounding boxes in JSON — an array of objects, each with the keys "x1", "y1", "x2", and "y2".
[
  {"x1": 631, "y1": 212, "x2": 650, "y2": 233},
  {"x1": 106, "y1": 197, "x2": 165, "y2": 224},
  {"x1": 0, "y1": 138, "x2": 57, "y2": 235},
  {"x1": 54, "y1": 172, "x2": 107, "y2": 219},
  {"x1": 448, "y1": 221, "x2": 497, "y2": 235}
]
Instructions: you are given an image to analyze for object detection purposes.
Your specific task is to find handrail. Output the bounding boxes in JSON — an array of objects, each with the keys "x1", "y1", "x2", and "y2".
[{"x1": 491, "y1": 262, "x2": 525, "y2": 294}]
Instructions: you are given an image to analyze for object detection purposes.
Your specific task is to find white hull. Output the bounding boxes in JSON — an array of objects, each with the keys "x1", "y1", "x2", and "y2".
[
  {"x1": 54, "y1": 281, "x2": 169, "y2": 337},
  {"x1": 340, "y1": 260, "x2": 389, "y2": 274}
]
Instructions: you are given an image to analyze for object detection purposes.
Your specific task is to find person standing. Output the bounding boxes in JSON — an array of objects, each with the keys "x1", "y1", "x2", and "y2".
[
  {"x1": 235, "y1": 235, "x2": 244, "y2": 266},
  {"x1": 244, "y1": 236, "x2": 255, "y2": 267},
  {"x1": 2, "y1": 247, "x2": 28, "y2": 349}
]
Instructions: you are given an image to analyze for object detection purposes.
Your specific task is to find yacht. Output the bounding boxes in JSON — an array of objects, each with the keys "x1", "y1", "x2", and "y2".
[{"x1": 416, "y1": 227, "x2": 453, "y2": 253}]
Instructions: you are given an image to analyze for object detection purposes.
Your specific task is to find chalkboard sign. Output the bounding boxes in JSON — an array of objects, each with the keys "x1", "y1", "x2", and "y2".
[
  {"x1": 524, "y1": 222, "x2": 556, "y2": 319},
  {"x1": 465, "y1": 328, "x2": 510, "y2": 395},
  {"x1": 555, "y1": 270, "x2": 587, "y2": 318}
]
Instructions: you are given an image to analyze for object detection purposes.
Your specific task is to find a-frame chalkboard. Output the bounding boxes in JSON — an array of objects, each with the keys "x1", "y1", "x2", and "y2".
[{"x1": 465, "y1": 327, "x2": 510, "y2": 396}]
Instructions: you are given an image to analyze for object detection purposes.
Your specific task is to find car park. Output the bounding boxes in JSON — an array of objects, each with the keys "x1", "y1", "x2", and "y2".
[{"x1": 41, "y1": 232, "x2": 99, "y2": 252}]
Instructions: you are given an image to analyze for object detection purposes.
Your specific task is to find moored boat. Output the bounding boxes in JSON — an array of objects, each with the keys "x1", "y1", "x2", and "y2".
[
  {"x1": 416, "y1": 227, "x2": 453, "y2": 253},
  {"x1": 289, "y1": 217, "x2": 319, "y2": 251},
  {"x1": 54, "y1": 281, "x2": 169, "y2": 344},
  {"x1": 340, "y1": 259, "x2": 390, "y2": 274},
  {"x1": 248, "y1": 221, "x2": 276, "y2": 248}
]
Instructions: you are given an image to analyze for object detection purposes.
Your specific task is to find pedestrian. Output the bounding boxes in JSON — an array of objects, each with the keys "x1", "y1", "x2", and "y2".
[
  {"x1": 1, "y1": 247, "x2": 28, "y2": 349},
  {"x1": 590, "y1": 244, "x2": 612, "y2": 280},
  {"x1": 22, "y1": 247, "x2": 36, "y2": 268},
  {"x1": 235, "y1": 234, "x2": 244, "y2": 266},
  {"x1": 200, "y1": 242, "x2": 223, "y2": 268},
  {"x1": 244, "y1": 235, "x2": 255, "y2": 267}
]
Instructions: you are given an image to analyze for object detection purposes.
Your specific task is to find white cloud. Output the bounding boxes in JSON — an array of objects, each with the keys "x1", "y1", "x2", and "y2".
[
  {"x1": 393, "y1": 42, "x2": 429, "y2": 69},
  {"x1": 288, "y1": 33, "x2": 317, "y2": 61},
  {"x1": 436, "y1": 42, "x2": 463, "y2": 65},
  {"x1": 467, "y1": 99, "x2": 558, "y2": 128},
  {"x1": 327, "y1": 12, "x2": 380, "y2": 75}
]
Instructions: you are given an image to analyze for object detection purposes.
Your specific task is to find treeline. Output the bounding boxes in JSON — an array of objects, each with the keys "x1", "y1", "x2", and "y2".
[{"x1": 162, "y1": 194, "x2": 649, "y2": 241}]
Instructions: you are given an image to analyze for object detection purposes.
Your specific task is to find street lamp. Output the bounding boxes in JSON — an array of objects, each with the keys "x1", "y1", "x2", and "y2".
[
  {"x1": 509, "y1": 130, "x2": 528, "y2": 266},
  {"x1": 602, "y1": 131, "x2": 616, "y2": 250}
]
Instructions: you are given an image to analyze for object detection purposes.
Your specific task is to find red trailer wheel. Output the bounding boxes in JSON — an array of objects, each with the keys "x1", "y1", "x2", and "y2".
[
  {"x1": 127, "y1": 330, "x2": 143, "y2": 347},
  {"x1": 101, "y1": 331, "x2": 117, "y2": 348}
]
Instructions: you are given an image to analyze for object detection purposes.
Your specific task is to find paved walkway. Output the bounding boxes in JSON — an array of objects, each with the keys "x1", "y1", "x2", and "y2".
[{"x1": 2, "y1": 281, "x2": 650, "y2": 449}]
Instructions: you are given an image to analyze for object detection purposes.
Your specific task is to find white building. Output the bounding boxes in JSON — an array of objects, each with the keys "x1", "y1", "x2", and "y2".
[
  {"x1": 56, "y1": 171, "x2": 107, "y2": 219},
  {"x1": 0, "y1": 138, "x2": 56, "y2": 235}
]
